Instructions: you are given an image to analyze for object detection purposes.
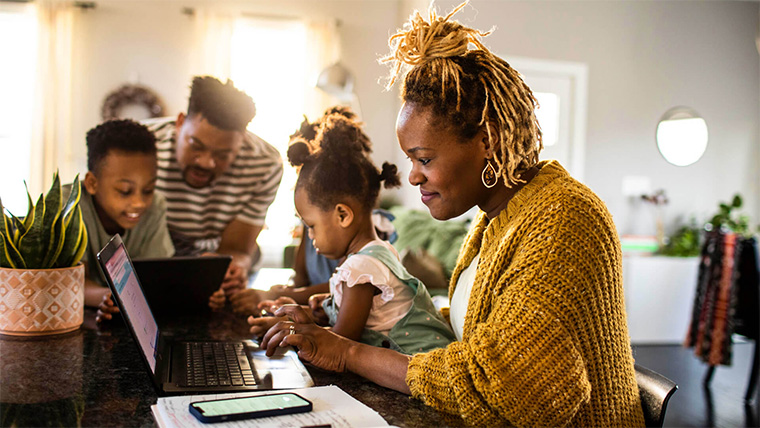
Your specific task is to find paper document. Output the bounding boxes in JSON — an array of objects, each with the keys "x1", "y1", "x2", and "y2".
[{"x1": 152, "y1": 384, "x2": 388, "y2": 428}]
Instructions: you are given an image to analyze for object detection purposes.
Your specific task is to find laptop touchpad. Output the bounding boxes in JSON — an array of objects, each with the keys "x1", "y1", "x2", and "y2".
[{"x1": 248, "y1": 346, "x2": 312, "y2": 389}]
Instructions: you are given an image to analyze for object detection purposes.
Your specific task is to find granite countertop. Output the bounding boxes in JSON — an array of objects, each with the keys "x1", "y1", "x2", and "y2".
[{"x1": 0, "y1": 308, "x2": 463, "y2": 427}]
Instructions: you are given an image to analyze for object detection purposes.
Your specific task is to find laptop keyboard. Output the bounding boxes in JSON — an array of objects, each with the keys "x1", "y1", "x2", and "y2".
[{"x1": 184, "y1": 342, "x2": 257, "y2": 387}]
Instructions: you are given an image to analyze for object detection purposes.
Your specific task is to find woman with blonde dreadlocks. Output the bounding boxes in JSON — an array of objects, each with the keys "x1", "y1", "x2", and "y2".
[{"x1": 257, "y1": 2, "x2": 645, "y2": 426}]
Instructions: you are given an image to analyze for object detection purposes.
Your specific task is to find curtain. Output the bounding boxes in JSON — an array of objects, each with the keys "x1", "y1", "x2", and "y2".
[
  {"x1": 189, "y1": 12, "x2": 341, "y2": 121},
  {"x1": 191, "y1": 8, "x2": 235, "y2": 81},
  {"x1": 30, "y1": 0, "x2": 75, "y2": 195},
  {"x1": 303, "y1": 18, "x2": 342, "y2": 120}
]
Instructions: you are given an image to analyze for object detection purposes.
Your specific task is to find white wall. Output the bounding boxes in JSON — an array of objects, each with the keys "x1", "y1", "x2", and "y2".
[
  {"x1": 396, "y1": 0, "x2": 760, "y2": 235},
  {"x1": 69, "y1": 0, "x2": 760, "y2": 237}
]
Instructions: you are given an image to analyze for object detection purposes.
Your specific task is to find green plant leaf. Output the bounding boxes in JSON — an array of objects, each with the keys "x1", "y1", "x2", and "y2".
[
  {"x1": 40, "y1": 172, "x2": 63, "y2": 268},
  {"x1": 732, "y1": 194, "x2": 742, "y2": 208},
  {"x1": 43, "y1": 209, "x2": 66, "y2": 268},
  {"x1": 46, "y1": 176, "x2": 84, "y2": 268},
  {"x1": 0, "y1": 232, "x2": 10, "y2": 268},
  {"x1": 0, "y1": 231, "x2": 14, "y2": 268},
  {"x1": 71, "y1": 215, "x2": 87, "y2": 266},
  {"x1": 17, "y1": 193, "x2": 46, "y2": 268},
  {"x1": 0, "y1": 197, "x2": 27, "y2": 245},
  {"x1": 9, "y1": 213, "x2": 25, "y2": 243},
  {"x1": 0, "y1": 230, "x2": 25, "y2": 268},
  {"x1": 0, "y1": 197, "x2": 13, "y2": 242},
  {"x1": 54, "y1": 178, "x2": 86, "y2": 267},
  {"x1": 61, "y1": 174, "x2": 82, "y2": 220},
  {"x1": 22, "y1": 182, "x2": 34, "y2": 230},
  {"x1": 57, "y1": 205, "x2": 86, "y2": 268}
]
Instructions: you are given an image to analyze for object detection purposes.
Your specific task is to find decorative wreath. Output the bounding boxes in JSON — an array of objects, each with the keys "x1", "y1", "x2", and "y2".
[{"x1": 101, "y1": 83, "x2": 167, "y2": 121}]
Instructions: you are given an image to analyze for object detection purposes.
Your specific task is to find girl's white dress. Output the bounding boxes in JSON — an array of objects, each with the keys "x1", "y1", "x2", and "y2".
[{"x1": 328, "y1": 240, "x2": 414, "y2": 335}]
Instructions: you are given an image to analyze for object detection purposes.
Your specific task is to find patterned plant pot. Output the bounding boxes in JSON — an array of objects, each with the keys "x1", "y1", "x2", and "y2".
[{"x1": 0, "y1": 264, "x2": 85, "y2": 336}]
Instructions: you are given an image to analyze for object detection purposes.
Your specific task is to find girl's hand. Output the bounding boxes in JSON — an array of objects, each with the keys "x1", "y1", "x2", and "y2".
[
  {"x1": 258, "y1": 296, "x2": 298, "y2": 316},
  {"x1": 307, "y1": 293, "x2": 331, "y2": 325},
  {"x1": 95, "y1": 293, "x2": 120, "y2": 323},
  {"x1": 208, "y1": 288, "x2": 226, "y2": 311},
  {"x1": 247, "y1": 315, "x2": 287, "y2": 337},
  {"x1": 261, "y1": 305, "x2": 353, "y2": 373}
]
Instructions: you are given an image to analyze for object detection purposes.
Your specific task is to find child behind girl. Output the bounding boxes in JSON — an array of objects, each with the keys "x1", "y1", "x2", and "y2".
[{"x1": 248, "y1": 113, "x2": 454, "y2": 354}]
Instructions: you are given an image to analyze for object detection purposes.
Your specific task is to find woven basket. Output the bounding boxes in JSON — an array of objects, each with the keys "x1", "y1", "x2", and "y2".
[{"x1": 0, "y1": 264, "x2": 85, "y2": 336}]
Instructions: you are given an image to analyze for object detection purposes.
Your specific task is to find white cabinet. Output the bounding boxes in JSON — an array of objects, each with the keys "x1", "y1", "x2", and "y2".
[{"x1": 622, "y1": 255, "x2": 700, "y2": 344}]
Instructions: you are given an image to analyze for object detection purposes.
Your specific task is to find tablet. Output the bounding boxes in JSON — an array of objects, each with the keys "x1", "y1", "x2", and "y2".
[{"x1": 132, "y1": 255, "x2": 232, "y2": 320}]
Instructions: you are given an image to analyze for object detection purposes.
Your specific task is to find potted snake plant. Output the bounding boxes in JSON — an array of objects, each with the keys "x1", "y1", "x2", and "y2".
[{"x1": 0, "y1": 171, "x2": 88, "y2": 336}]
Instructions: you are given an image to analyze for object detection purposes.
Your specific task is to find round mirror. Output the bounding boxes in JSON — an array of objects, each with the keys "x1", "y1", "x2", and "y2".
[{"x1": 656, "y1": 106, "x2": 708, "y2": 166}]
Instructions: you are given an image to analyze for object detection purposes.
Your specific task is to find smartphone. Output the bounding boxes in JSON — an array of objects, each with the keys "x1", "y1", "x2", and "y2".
[{"x1": 189, "y1": 392, "x2": 313, "y2": 423}]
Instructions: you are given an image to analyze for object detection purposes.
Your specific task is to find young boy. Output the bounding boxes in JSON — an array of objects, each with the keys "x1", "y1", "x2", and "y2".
[{"x1": 63, "y1": 119, "x2": 174, "y2": 321}]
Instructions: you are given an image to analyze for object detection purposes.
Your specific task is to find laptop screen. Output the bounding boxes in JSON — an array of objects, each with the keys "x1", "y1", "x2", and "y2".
[{"x1": 103, "y1": 242, "x2": 160, "y2": 373}]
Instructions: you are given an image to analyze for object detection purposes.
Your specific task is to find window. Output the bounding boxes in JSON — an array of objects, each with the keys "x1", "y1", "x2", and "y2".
[
  {"x1": 230, "y1": 17, "x2": 308, "y2": 266},
  {"x1": 507, "y1": 56, "x2": 588, "y2": 181},
  {"x1": 0, "y1": 5, "x2": 37, "y2": 215},
  {"x1": 533, "y1": 92, "x2": 560, "y2": 148}
]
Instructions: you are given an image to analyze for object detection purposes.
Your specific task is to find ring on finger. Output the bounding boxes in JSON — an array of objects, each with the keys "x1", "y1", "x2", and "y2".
[{"x1": 289, "y1": 325, "x2": 296, "y2": 335}]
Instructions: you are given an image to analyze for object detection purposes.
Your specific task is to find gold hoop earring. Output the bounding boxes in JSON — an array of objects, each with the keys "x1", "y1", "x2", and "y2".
[{"x1": 481, "y1": 160, "x2": 498, "y2": 188}]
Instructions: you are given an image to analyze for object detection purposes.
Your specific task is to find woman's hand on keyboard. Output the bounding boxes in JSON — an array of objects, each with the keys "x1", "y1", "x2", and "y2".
[
  {"x1": 247, "y1": 315, "x2": 286, "y2": 338},
  {"x1": 261, "y1": 305, "x2": 351, "y2": 373}
]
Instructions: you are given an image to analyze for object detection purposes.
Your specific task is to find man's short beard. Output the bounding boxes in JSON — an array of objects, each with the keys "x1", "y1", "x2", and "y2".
[{"x1": 182, "y1": 166, "x2": 215, "y2": 188}]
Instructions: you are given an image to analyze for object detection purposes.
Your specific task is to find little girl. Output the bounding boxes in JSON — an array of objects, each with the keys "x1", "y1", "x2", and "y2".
[{"x1": 248, "y1": 113, "x2": 454, "y2": 354}]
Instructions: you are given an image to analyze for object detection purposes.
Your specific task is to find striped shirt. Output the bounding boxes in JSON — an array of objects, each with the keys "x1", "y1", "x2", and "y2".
[{"x1": 144, "y1": 118, "x2": 283, "y2": 255}]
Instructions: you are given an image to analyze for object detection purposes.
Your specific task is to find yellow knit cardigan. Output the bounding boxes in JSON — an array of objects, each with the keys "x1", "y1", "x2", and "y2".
[{"x1": 406, "y1": 161, "x2": 645, "y2": 427}]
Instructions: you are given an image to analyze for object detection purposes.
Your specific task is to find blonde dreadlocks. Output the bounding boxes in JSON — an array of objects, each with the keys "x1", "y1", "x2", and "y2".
[{"x1": 381, "y1": 1, "x2": 543, "y2": 187}]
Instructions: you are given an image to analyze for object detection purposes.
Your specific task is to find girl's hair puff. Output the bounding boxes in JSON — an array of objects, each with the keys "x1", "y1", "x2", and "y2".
[
  {"x1": 287, "y1": 113, "x2": 400, "y2": 212},
  {"x1": 381, "y1": 1, "x2": 543, "y2": 187}
]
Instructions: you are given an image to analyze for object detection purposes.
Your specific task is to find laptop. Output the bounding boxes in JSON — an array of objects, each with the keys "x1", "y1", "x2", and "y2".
[
  {"x1": 97, "y1": 234, "x2": 314, "y2": 396},
  {"x1": 132, "y1": 255, "x2": 231, "y2": 320}
]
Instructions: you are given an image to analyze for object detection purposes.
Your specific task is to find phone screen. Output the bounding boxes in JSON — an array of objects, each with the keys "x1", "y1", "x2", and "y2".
[{"x1": 191, "y1": 393, "x2": 311, "y2": 418}]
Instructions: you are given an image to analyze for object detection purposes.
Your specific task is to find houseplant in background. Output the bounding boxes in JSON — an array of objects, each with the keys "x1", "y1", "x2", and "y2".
[
  {"x1": 658, "y1": 193, "x2": 759, "y2": 257},
  {"x1": 705, "y1": 193, "x2": 755, "y2": 236},
  {"x1": 657, "y1": 218, "x2": 701, "y2": 257},
  {"x1": 0, "y1": 172, "x2": 88, "y2": 336}
]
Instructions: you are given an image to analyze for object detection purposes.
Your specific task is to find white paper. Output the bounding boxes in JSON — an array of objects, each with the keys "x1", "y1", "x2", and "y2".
[{"x1": 154, "y1": 385, "x2": 388, "y2": 428}]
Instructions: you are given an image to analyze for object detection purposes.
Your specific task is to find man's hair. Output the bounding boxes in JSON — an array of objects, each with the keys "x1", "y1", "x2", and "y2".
[
  {"x1": 381, "y1": 1, "x2": 543, "y2": 187},
  {"x1": 287, "y1": 112, "x2": 401, "y2": 212},
  {"x1": 187, "y1": 76, "x2": 256, "y2": 132},
  {"x1": 86, "y1": 119, "x2": 157, "y2": 173}
]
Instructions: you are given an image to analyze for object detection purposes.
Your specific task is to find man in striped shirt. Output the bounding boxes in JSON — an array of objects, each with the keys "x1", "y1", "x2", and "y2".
[{"x1": 143, "y1": 76, "x2": 283, "y2": 302}]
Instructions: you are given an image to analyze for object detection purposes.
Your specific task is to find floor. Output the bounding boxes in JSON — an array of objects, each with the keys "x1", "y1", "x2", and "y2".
[{"x1": 632, "y1": 339, "x2": 758, "y2": 427}]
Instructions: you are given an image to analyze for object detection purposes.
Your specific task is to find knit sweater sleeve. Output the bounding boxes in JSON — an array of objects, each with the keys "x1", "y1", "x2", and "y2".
[{"x1": 406, "y1": 282, "x2": 591, "y2": 427}]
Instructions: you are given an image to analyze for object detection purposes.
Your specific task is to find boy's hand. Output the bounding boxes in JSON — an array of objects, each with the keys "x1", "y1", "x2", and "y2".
[
  {"x1": 208, "y1": 288, "x2": 226, "y2": 311},
  {"x1": 308, "y1": 293, "x2": 331, "y2": 325},
  {"x1": 95, "y1": 293, "x2": 120, "y2": 323}
]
